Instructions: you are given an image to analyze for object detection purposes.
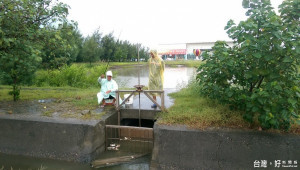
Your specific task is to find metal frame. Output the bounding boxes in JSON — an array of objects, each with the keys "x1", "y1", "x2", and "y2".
[{"x1": 115, "y1": 90, "x2": 165, "y2": 111}]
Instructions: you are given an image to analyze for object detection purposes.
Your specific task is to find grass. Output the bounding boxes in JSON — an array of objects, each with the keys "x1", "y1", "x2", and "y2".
[
  {"x1": 158, "y1": 81, "x2": 300, "y2": 134},
  {"x1": 73, "y1": 61, "x2": 147, "y2": 68},
  {"x1": 158, "y1": 82, "x2": 249, "y2": 129},
  {"x1": 0, "y1": 85, "x2": 104, "y2": 120},
  {"x1": 60, "y1": 111, "x2": 105, "y2": 120},
  {"x1": 0, "y1": 85, "x2": 98, "y2": 102},
  {"x1": 72, "y1": 60, "x2": 203, "y2": 68}
]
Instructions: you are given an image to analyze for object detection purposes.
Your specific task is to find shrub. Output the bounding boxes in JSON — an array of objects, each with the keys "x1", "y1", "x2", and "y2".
[
  {"x1": 33, "y1": 64, "x2": 106, "y2": 88},
  {"x1": 197, "y1": 0, "x2": 299, "y2": 130}
]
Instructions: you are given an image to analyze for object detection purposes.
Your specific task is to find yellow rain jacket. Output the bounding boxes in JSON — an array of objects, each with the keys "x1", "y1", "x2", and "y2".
[{"x1": 148, "y1": 50, "x2": 165, "y2": 96}]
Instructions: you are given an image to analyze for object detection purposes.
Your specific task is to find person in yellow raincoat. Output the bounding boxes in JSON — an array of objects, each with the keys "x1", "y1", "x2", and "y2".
[{"x1": 148, "y1": 50, "x2": 165, "y2": 108}]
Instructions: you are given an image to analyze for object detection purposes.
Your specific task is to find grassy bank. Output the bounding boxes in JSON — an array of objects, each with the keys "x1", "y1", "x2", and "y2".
[
  {"x1": 0, "y1": 85, "x2": 101, "y2": 109},
  {"x1": 158, "y1": 81, "x2": 300, "y2": 134},
  {"x1": 0, "y1": 85, "x2": 98, "y2": 102},
  {"x1": 0, "y1": 85, "x2": 105, "y2": 119},
  {"x1": 73, "y1": 61, "x2": 147, "y2": 68},
  {"x1": 73, "y1": 60, "x2": 203, "y2": 68},
  {"x1": 158, "y1": 82, "x2": 249, "y2": 129}
]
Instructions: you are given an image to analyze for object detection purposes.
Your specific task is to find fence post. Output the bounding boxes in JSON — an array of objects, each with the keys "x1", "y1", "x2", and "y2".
[{"x1": 161, "y1": 90, "x2": 165, "y2": 110}]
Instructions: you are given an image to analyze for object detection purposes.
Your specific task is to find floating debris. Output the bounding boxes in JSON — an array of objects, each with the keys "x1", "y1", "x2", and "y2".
[
  {"x1": 38, "y1": 99, "x2": 54, "y2": 103},
  {"x1": 107, "y1": 143, "x2": 120, "y2": 151},
  {"x1": 91, "y1": 153, "x2": 147, "y2": 168},
  {"x1": 121, "y1": 137, "x2": 131, "y2": 141},
  {"x1": 107, "y1": 146, "x2": 117, "y2": 151},
  {"x1": 38, "y1": 100, "x2": 45, "y2": 103}
]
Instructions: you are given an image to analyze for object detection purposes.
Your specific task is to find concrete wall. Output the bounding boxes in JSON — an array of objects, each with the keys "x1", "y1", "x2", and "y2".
[
  {"x1": 151, "y1": 124, "x2": 300, "y2": 170},
  {"x1": 0, "y1": 114, "x2": 109, "y2": 163}
]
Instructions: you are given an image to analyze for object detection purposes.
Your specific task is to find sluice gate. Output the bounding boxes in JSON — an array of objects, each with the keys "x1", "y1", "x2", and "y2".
[
  {"x1": 105, "y1": 125, "x2": 153, "y2": 153},
  {"x1": 93, "y1": 61, "x2": 165, "y2": 167},
  {"x1": 106, "y1": 87, "x2": 164, "y2": 152},
  {"x1": 93, "y1": 87, "x2": 165, "y2": 167}
]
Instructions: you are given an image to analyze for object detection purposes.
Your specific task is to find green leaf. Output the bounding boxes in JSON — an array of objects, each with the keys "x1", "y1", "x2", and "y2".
[
  {"x1": 252, "y1": 106, "x2": 259, "y2": 112},
  {"x1": 273, "y1": 31, "x2": 280, "y2": 38},
  {"x1": 227, "y1": 91, "x2": 234, "y2": 97},
  {"x1": 269, "y1": 119, "x2": 277, "y2": 126},
  {"x1": 245, "y1": 73, "x2": 252, "y2": 79},
  {"x1": 258, "y1": 69, "x2": 269, "y2": 76},
  {"x1": 222, "y1": 52, "x2": 229, "y2": 56},
  {"x1": 291, "y1": 112, "x2": 299, "y2": 118},
  {"x1": 274, "y1": 85, "x2": 283, "y2": 91},
  {"x1": 296, "y1": 47, "x2": 300, "y2": 54},
  {"x1": 242, "y1": 0, "x2": 250, "y2": 8},
  {"x1": 257, "y1": 98, "x2": 265, "y2": 105},
  {"x1": 288, "y1": 98, "x2": 297, "y2": 106},
  {"x1": 243, "y1": 112, "x2": 253, "y2": 123},
  {"x1": 283, "y1": 56, "x2": 293, "y2": 63},
  {"x1": 253, "y1": 53, "x2": 262, "y2": 59}
]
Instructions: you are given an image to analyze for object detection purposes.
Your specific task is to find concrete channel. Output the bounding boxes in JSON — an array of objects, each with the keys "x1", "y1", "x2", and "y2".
[
  {"x1": 1, "y1": 106, "x2": 299, "y2": 169},
  {"x1": 0, "y1": 107, "x2": 156, "y2": 163},
  {"x1": 151, "y1": 124, "x2": 300, "y2": 170}
]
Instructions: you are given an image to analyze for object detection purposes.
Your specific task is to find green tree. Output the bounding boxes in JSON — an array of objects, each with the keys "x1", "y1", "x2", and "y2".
[
  {"x1": 40, "y1": 21, "x2": 83, "y2": 69},
  {"x1": 114, "y1": 41, "x2": 124, "y2": 62},
  {"x1": 0, "y1": 0, "x2": 69, "y2": 101},
  {"x1": 197, "y1": 0, "x2": 299, "y2": 130},
  {"x1": 100, "y1": 33, "x2": 116, "y2": 61},
  {"x1": 82, "y1": 29, "x2": 102, "y2": 65},
  {"x1": 117, "y1": 40, "x2": 129, "y2": 62},
  {"x1": 139, "y1": 46, "x2": 150, "y2": 62}
]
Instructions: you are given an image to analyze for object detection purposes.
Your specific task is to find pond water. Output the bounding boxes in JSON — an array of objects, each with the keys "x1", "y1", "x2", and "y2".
[
  {"x1": 0, "y1": 65, "x2": 196, "y2": 170},
  {"x1": 112, "y1": 65, "x2": 196, "y2": 110},
  {"x1": 113, "y1": 65, "x2": 196, "y2": 89}
]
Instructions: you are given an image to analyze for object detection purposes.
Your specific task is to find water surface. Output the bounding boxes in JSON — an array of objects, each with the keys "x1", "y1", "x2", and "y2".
[{"x1": 113, "y1": 65, "x2": 196, "y2": 89}]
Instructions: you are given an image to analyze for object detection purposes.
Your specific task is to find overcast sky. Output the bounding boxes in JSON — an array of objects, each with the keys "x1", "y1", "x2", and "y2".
[{"x1": 59, "y1": 0, "x2": 284, "y2": 49}]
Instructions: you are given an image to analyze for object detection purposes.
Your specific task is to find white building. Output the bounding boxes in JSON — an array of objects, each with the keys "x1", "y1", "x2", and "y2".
[{"x1": 158, "y1": 41, "x2": 234, "y2": 60}]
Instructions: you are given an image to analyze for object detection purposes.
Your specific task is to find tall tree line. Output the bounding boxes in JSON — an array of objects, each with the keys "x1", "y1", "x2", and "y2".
[{"x1": 80, "y1": 30, "x2": 150, "y2": 64}]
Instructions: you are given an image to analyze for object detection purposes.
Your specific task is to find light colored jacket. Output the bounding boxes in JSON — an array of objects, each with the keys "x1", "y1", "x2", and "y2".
[{"x1": 98, "y1": 77, "x2": 118, "y2": 98}]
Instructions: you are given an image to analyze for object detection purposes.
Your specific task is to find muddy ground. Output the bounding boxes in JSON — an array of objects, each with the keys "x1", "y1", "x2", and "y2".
[{"x1": 0, "y1": 99, "x2": 106, "y2": 119}]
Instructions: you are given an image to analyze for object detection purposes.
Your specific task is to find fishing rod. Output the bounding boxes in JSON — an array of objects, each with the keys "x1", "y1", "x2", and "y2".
[{"x1": 104, "y1": 31, "x2": 122, "y2": 74}]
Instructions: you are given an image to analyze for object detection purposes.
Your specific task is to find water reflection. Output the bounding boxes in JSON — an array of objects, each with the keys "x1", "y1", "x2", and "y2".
[
  {"x1": 113, "y1": 65, "x2": 196, "y2": 89},
  {"x1": 0, "y1": 152, "x2": 92, "y2": 170},
  {"x1": 113, "y1": 65, "x2": 196, "y2": 110}
]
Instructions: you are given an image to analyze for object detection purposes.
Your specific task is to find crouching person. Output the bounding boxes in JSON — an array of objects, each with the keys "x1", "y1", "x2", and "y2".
[{"x1": 97, "y1": 71, "x2": 118, "y2": 107}]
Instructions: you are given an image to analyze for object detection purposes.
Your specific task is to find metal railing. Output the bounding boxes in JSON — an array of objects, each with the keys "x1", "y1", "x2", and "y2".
[
  {"x1": 115, "y1": 88, "x2": 165, "y2": 127},
  {"x1": 115, "y1": 89, "x2": 165, "y2": 111}
]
